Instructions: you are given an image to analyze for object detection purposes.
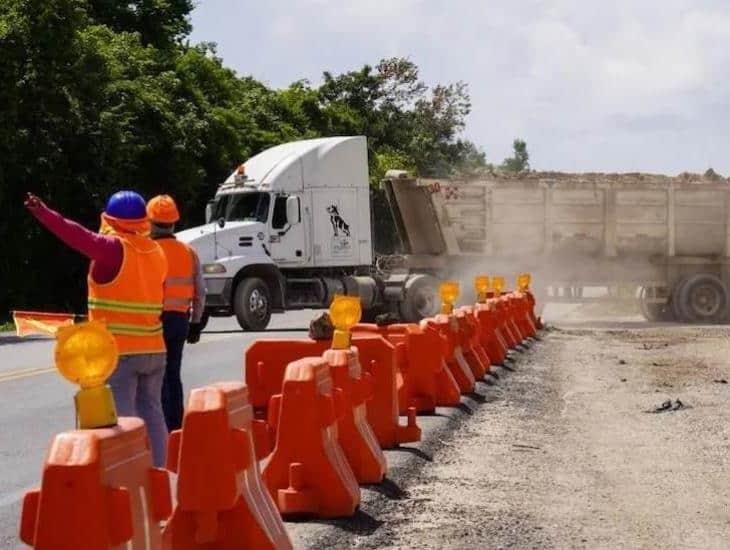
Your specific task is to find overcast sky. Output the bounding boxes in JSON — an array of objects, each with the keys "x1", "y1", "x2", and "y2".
[{"x1": 190, "y1": 1, "x2": 730, "y2": 175}]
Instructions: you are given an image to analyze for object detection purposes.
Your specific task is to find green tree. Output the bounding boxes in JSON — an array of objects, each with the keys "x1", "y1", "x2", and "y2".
[
  {"x1": 315, "y1": 57, "x2": 486, "y2": 180},
  {"x1": 370, "y1": 148, "x2": 418, "y2": 186},
  {"x1": 500, "y1": 138, "x2": 530, "y2": 173},
  {"x1": 86, "y1": 0, "x2": 193, "y2": 47}
]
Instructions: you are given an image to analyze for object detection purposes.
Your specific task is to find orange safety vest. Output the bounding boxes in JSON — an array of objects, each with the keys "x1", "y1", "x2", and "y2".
[
  {"x1": 87, "y1": 234, "x2": 167, "y2": 355},
  {"x1": 155, "y1": 237, "x2": 195, "y2": 313}
]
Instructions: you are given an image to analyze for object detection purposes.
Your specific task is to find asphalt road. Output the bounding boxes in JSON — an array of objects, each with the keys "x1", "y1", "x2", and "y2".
[{"x1": 0, "y1": 311, "x2": 319, "y2": 548}]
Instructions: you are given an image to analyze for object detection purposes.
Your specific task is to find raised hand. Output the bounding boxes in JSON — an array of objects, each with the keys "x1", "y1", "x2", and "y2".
[{"x1": 24, "y1": 193, "x2": 45, "y2": 211}]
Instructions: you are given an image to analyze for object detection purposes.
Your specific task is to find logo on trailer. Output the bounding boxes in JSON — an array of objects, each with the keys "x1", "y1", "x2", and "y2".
[
  {"x1": 326, "y1": 204, "x2": 353, "y2": 258},
  {"x1": 326, "y1": 205, "x2": 351, "y2": 237}
]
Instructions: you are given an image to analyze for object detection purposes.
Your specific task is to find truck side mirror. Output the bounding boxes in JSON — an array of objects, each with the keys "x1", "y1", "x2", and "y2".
[
  {"x1": 205, "y1": 201, "x2": 215, "y2": 224},
  {"x1": 286, "y1": 196, "x2": 301, "y2": 225}
]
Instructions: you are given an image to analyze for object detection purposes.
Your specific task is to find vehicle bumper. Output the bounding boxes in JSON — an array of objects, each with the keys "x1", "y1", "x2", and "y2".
[{"x1": 204, "y1": 277, "x2": 233, "y2": 310}]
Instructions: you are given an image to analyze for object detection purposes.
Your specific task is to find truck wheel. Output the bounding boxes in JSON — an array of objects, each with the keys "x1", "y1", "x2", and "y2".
[
  {"x1": 399, "y1": 274, "x2": 439, "y2": 322},
  {"x1": 675, "y1": 273, "x2": 729, "y2": 324},
  {"x1": 233, "y1": 278, "x2": 272, "y2": 331},
  {"x1": 637, "y1": 287, "x2": 673, "y2": 322}
]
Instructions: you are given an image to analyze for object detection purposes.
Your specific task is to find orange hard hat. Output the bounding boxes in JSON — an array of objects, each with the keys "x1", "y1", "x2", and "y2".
[{"x1": 146, "y1": 194, "x2": 180, "y2": 224}]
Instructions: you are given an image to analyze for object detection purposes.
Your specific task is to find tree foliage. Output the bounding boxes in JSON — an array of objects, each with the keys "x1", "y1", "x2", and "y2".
[
  {"x1": 0, "y1": 1, "x2": 487, "y2": 318},
  {"x1": 500, "y1": 138, "x2": 530, "y2": 173}
]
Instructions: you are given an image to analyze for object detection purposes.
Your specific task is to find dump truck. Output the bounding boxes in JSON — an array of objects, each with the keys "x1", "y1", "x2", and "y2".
[
  {"x1": 177, "y1": 136, "x2": 441, "y2": 330},
  {"x1": 382, "y1": 171, "x2": 730, "y2": 323}
]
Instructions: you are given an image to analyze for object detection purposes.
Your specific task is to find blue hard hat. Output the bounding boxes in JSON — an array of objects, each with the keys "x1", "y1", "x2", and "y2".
[{"x1": 105, "y1": 190, "x2": 147, "y2": 220}]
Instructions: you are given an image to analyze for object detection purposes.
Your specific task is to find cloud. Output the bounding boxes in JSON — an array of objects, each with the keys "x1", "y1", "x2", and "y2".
[{"x1": 190, "y1": 1, "x2": 730, "y2": 174}]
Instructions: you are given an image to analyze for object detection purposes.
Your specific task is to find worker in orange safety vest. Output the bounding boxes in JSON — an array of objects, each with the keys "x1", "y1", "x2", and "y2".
[
  {"x1": 146, "y1": 194, "x2": 206, "y2": 431},
  {"x1": 26, "y1": 190, "x2": 169, "y2": 466}
]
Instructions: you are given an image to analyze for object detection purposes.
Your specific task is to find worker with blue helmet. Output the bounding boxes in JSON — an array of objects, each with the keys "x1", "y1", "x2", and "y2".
[{"x1": 26, "y1": 189, "x2": 169, "y2": 467}]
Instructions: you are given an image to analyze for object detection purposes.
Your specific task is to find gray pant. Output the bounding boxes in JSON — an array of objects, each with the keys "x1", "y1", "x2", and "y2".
[{"x1": 108, "y1": 353, "x2": 168, "y2": 467}]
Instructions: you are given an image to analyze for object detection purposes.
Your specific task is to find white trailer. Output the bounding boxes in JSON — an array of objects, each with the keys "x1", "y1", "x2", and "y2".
[
  {"x1": 177, "y1": 137, "x2": 439, "y2": 330},
  {"x1": 383, "y1": 171, "x2": 730, "y2": 323}
]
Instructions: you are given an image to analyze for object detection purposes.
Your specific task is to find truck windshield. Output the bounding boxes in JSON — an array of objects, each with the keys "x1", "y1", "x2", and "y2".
[{"x1": 211, "y1": 192, "x2": 270, "y2": 223}]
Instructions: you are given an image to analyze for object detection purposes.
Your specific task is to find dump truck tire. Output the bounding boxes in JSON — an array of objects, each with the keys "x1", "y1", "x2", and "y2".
[
  {"x1": 399, "y1": 274, "x2": 439, "y2": 322},
  {"x1": 675, "y1": 273, "x2": 729, "y2": 324},
  {"x1": 638, "y1": 287, "x2": 674, "y2": 322}
]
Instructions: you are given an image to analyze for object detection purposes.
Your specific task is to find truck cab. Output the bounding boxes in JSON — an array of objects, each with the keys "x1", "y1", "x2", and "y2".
[{"x1": 176, "y1": 136, "x2": 392, "y2": 330}]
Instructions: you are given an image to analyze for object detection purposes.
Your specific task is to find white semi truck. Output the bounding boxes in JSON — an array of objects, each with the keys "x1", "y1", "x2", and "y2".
[{"x1": 177, "y1": 136, "x2": 440, "y2": 330}]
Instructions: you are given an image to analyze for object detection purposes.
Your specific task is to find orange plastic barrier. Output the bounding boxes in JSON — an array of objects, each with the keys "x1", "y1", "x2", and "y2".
[
  {"x1": 465, "y1": 307, "x2": 494, "y2": 368},
  {"x1": 246, "y1": 336, "x2": 421, "y2": 451},
  {"x1": 349, "y1": 333, "x2": 421, "y2": 448},
  {"x1": 474, "y1": 302, "x2": 509, "y2": 366},
  {"x1": 506, "y1": 294, "x2": 528, "y2": 342},
  {"x1": 488, "y1": 296, "x2": 520, "y2": 349},
  {"x1": 524, "y1": 290, "x2": 544, "y2": 329},
  {"x1": 353, "y1": 323, "x2": 446, "y2": 413},
  {"x1": 20, "y1": 417, "x2": 171, "y2": 549},
  {"x1": 513, "y1": 292, "x2": 537, "y2": 339},
  {"x1": 420, "y1": 315, "x2": 475, "y2": 394},
  {"x1": 457, "y1": 306, "x2": 494, "y2": 372},
  {"x1": 245, "y1": 339, "x2": 330, "y2": 456},
  {"x1": 262, "y1": 357, "x2": 360, "y2": 518},
  {"x1": 321, "y1": 347, "x2": 387, "y2": 483},
  {"x1": 163, "y1": 383, "x2": 292, "y2": 549},
  {"x1": 419, "y1": 323, "x2": 463, "y2": 406},
  {"x1": 454, "y1": 309, "x2": 489, "y2": 379}
]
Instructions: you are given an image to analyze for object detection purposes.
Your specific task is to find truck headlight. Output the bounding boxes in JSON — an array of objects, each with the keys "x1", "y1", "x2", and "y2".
[{"x1": 203, "y1": 263, "x2": 227, "y2": 274}]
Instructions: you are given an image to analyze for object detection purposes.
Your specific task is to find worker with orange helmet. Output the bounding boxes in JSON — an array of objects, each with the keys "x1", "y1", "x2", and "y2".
[{"x1": 146, "y1": 194, "x2": 205, "y2": 431}]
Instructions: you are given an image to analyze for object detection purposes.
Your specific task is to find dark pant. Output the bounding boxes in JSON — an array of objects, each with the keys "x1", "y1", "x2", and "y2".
[{"x1": 161, "y1": 311, "x2": 189, "y2": 431}]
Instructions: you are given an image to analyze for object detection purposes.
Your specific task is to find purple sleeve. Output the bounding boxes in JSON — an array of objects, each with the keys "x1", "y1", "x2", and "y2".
[{"x1": 31, "y1": 204, "x2": 123, "y2": 270}]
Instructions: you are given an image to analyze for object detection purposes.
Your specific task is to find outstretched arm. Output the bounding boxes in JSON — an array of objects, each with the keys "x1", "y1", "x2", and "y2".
[{"x1": 25, "y1": 193, "x2": 122, "y2": 268}]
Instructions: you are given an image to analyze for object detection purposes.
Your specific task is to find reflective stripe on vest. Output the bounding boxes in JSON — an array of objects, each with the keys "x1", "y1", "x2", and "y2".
[
  {"x1": 88, "y1": 298, "x2": 162, "y2": 314},
  {"x1": 88, "y1": 234, "x2": 167, "y2": 355},
  {"x1": 106, "y1": 322, "x2": 164, "y2": 335},
  {"x1": 156, "y1": 238, "x2": 195, "y2": 313}
]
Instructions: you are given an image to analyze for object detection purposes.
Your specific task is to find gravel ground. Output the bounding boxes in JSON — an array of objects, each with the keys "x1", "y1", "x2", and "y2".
[{"x1": 293, "y1": 322, "x2": 730, "y2": 549}]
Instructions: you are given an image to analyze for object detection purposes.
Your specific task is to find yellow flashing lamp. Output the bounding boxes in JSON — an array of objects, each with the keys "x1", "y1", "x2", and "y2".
[
  {"x1": 329, "y1": 295, "x2": 362, "y2": 350},
  {"x1": 492, "y1": 276, "x2": 505, "y2": 297},
  {"x1": 474, "y1": 276, "x2": 490, "y2": 303},
  {"x1": 236, "y1": 164, "x2": 246, "y2": 176},
  {"x1": 55, "y1": 321, "x2": 119, "y2": 429},
  {"x1": 439, "y1": 281, "x2": 460, "y2": 314},
  {"x1": 517, "y1": 272, "x2": 531, "y2": 292}
]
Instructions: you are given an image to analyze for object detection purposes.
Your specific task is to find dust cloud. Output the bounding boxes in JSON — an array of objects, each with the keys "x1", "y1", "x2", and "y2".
[{"x1": 448, "y1": 254, "x2": 644, "y2": 324}]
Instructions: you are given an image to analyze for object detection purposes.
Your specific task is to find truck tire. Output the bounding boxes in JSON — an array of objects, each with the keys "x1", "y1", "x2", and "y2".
[
  {"x1": 233, "y1": 277, "x2": 272, "y2": 331},
  {"x1": 637, "y1": 286, "x2": 673, "y2": 322},
  {"x1": 399, "y1": 274, "x2": 439, "y2": 322},
  {"x1": 674, "y1": 273, "x2": 729, "y2": 324}
]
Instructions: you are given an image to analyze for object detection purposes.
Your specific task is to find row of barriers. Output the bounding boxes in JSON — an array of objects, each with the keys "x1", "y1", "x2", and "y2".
[{"x1": 19, "y1": 275, "x2": 543, "y2": 549}]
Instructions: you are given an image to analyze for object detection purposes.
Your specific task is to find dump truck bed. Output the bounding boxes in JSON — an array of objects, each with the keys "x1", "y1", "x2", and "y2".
[{"x1": 384, "y1": 172, "x2": 730, "y2": 289}]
